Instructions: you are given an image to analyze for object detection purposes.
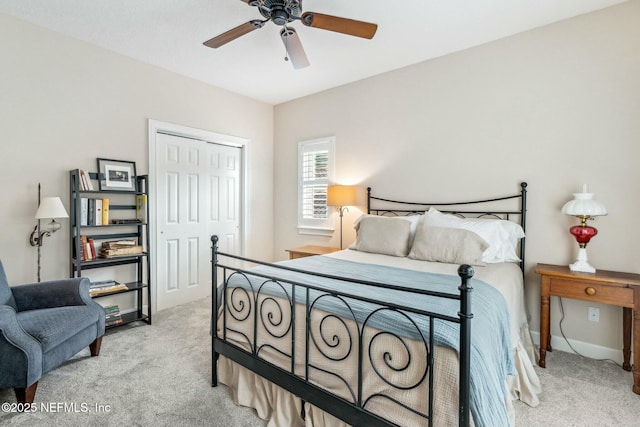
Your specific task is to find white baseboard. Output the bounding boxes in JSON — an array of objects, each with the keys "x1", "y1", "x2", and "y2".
[{"x1": 530, "y1": 331, "x2": 624, "y2": 365}]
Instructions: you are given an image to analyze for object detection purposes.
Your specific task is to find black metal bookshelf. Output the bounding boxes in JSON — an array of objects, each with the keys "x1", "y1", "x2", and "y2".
[{"x1": 69, "y1": 169, "x2": 152, "y2": 329}]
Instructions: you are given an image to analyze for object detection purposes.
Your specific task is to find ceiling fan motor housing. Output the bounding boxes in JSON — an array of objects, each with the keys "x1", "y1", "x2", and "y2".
[{"x1": 257, "y1": 0, "x2": 303, "y2": 26}]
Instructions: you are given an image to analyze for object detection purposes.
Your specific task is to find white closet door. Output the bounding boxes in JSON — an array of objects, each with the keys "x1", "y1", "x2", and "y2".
[{"x1": 155, "y1": 132, "x2": 241, "y2": 311}]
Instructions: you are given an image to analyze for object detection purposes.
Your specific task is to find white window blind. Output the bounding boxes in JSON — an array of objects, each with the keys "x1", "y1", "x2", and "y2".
[{"x1": 298, "y1": 137, "x2": 335, "y2": 235}]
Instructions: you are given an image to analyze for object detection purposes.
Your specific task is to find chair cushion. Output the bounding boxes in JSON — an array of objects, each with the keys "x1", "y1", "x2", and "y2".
[{"x1": 16, "y1": 306, "x2": 101, "y2": 353}]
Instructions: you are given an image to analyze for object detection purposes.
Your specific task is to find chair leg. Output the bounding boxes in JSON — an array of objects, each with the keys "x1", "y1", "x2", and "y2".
[
  {"x1": 14, "y1": 382, "x2": 38, "y2": 404},
  {"x1": 89, "y1": 336, "x2": 103, "y2": 356}
]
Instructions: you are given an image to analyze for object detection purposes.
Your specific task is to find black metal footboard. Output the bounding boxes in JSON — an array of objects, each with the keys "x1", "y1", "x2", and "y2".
[{"x1": 210, "y1": 235, "x2": 473, "y2": 427}]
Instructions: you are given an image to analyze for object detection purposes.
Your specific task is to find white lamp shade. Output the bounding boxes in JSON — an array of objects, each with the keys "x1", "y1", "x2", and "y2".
[
  {"x1": 35, "y1": 197, "x2": 69, "y2": 219},
  {"x1": 327, "y1": 185, "x2": 357, "y2": 207},
  {"x1": 561, "y1": 192, "x2": 607, "y2": 217}
]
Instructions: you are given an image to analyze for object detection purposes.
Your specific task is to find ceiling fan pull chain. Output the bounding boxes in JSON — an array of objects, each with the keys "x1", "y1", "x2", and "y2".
[{"x1": 283, "y1": 25, "x2": 290, "y2": 62}]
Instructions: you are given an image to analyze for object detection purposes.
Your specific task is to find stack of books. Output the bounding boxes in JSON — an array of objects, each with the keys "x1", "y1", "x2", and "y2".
[
  {"x1": 78, "y1": 170, "x2": 94, "y2": 191},
  {"x1": 76, "y1": 235, "x2": 98, "y2": 261},
  {"x1": 89, "y1": 280, "x2": 128, "y2": 297},
  {"x1": 79, "y1": 198, "x2": 110, "y2": 226},
  {"x1": 100, "y1": 239, "x2": 143, "y2": 258},
  {"x1": 104, "y1": 305, "x2": 123, "y2": 327}
]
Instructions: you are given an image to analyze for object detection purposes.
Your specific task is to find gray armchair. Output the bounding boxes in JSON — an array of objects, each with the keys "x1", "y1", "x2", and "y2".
[{"x1": 0, "y1": 260, "x2": 105, "y2": 403}]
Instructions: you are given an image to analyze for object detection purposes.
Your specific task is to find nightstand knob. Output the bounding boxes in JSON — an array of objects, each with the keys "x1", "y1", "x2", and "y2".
[{"x1": 585, "y1": 287, "x2": 596, "y2": 296}]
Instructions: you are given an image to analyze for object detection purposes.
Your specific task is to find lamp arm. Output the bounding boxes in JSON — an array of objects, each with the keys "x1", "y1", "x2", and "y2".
[{"x1": 29, "y1": 224, "x2": 53, "y2": 247}]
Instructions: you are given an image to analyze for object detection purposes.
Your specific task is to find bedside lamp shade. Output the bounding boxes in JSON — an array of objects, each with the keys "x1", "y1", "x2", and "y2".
[
  {"x1": 327, "y1": 185, "x2": 357, "y2": 249},
  {"x1": 327, "y1": 185, "x2": 357, "y2": 208},
  {"x1": 561, "y1": 185, "x2": 607, "y2": 273}
]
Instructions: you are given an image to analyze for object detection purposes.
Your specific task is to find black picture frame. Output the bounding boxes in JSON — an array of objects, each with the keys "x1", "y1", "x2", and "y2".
[{"x1": 97, "y1": 158, "x2": 137, "y2": 192}]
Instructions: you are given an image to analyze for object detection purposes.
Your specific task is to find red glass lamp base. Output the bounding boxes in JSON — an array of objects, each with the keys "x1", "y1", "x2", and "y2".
[{"x1": 569, "y1": 225, "x2": 597, "y2": 247}]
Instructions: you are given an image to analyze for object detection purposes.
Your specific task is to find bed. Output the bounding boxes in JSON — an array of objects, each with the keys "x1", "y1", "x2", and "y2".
[{"x1": 210, "y1": 182, "x2": 541, "y2": 427}]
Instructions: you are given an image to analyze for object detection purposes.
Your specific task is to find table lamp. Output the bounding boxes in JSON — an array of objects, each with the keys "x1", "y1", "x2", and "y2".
[{"x1": 561, "y1": 184, "x2": 607, "y2": 273}]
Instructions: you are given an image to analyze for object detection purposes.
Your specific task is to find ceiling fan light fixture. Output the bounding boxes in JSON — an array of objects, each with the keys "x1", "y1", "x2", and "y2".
[{"x1": 271, "y1": 8, "x2": 290, "y2": 26}]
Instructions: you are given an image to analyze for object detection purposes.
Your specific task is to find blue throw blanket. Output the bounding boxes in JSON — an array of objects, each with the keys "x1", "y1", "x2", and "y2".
[{"x1": 222, "y1": 256, "x2": 515, "y2": 426}]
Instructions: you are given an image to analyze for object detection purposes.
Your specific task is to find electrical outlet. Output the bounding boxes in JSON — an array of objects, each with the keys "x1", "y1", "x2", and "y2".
[{"x1": 588, "y1": 307, "x2": 600, "y2": 322}]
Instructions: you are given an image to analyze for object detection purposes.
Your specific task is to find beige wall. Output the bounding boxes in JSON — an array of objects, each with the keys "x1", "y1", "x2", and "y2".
[
  {"x1": 0, "y1": 14, "x2": 274, "y2": 286},
  {"x1": 274, "y1": 2, "x2": 640, "y2": 356}
]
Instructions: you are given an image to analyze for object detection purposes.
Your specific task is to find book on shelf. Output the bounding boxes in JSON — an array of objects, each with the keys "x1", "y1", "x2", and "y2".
[
  {"x1": 95, "y1": 199, "x2": 102, "y2": 226},
  {"x1": 110, "y1": 219, "x2": 141, "y2": 225},
  {"x1": 75, "y1": 235, "x2": 98, "y2": 261},
  {"x1": 101, "y1": 198, "x2": 109, "y2": 225},
  {"x1": 88, "y1": 199, "x2": 95, "y2": 226},
  {"x1": 73, "y1": 236, "x2": 84, "y2": 261},
  {"x1": 88, "y1": 238, "x2": 97, "y2": 260},
  {"x1": 79, "y1": 170, "x2": 88, "y2": 191},
  {"x1": 78, "y1": 198, "x2": 112, "y2": 227},
  {"x1": 100, "y1": 246, "x2": 143, "y2": 258},
  {"x1": 89, "y1": 281, "x2": 128, "y2": 297},
  {"x1": 102, "y1": 239, "x2": 137, "y2": 248},
  {"x1": 106, "y1": 318, "x2": 123, "y2": 327},
  {"x1": 80, "y1": 198, "x2": 88, "y2": 226},
  {"x1": 80, "y1": 235, "x2": 89, "y2": 261},
  {"x1": 90, "y1": 280, "x2": 118, "y2": 289},
  {"x1": 79, "y1": 169, "x2": 94, "y2": 191},
  {"x1": 136, "y1": 194, "x2": 148, "y2": 224},
  {"x1": 103, "y1": 304, "x2": 123, "y2": 326}
]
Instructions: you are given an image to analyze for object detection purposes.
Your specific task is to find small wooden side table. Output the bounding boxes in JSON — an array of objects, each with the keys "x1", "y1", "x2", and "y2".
[
  {"x1": 536, "y1": 263, "x2": 640, "y2": 394},
  {"x1": 286, "y1": 245, "x2": 341, "y2": 260}
]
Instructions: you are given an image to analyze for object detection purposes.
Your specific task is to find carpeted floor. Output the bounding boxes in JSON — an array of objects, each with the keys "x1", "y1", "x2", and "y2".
[{"x1": 1, "y1": 296, "x2": 639, "y2": 426}]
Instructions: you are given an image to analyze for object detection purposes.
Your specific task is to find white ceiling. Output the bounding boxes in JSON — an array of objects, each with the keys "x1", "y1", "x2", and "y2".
[{"x1": 0, "y1": 0, "x2": 627, "y2": 105}]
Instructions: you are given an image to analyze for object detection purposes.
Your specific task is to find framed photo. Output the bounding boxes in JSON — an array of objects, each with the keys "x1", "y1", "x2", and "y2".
[{"x1": 97, "y1": 158, "x2": 137, "y2": 192}]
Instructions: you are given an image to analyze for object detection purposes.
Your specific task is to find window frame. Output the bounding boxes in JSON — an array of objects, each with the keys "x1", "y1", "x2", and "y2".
[{"x1": 297, "y1": 136, "x2": 336, "y2": 236}]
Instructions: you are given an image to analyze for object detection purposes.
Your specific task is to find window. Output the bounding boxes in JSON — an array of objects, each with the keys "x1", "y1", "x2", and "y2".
[{"x1": 298, "y1": 137, "x2": 335, "y2": 235}]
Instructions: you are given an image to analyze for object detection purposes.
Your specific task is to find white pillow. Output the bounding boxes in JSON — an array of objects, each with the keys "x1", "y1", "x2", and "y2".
[
  {"x1": 408, "y1": 225, "x2": 488, "y2": 266},
  {"x1": 498, "y1": 220, "x2": 525, "y2": 262},
  {"x1": 423, "y1": 208, "x2": 524, "y2": 263},
  {"x1": 351, "y1": 215, "x2": 413, "y2": 257}
]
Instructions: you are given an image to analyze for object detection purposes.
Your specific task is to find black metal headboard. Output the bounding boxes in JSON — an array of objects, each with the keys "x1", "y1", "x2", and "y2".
[{"x1": 367, "y1": 182, "x2": 528, "y2": 270}]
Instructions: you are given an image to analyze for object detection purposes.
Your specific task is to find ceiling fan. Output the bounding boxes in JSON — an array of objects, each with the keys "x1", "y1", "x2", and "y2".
[{"x1": 203, "y1": 0, "x2": 378, "y2": 69}]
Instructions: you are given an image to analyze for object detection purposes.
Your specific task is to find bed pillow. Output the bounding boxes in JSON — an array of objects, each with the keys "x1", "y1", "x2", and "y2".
[
  {"x1": 408, "y1": 225, "x2": 488, "y2": 266},
  {"x1": 351, "y1": 215, "x2": 413, "y2": 257},
  {"x1": 423, "y1": 208, "x2": 524, "y2": 263},
  {"x1": 498, "y1": 220, "x2": 526, "y2": 262}
]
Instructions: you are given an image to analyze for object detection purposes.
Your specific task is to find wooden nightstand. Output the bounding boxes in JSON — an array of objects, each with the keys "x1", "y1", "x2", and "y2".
[
  {"x1": 286, "y1": 245, "x2": 341, "y2": 260},
  {"x1": 536, "y1": 263, "x2": 640, "y2": 394}
]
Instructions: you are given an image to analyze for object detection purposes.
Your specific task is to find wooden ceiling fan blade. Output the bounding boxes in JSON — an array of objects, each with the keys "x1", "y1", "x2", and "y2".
[
  {"x1": 301, "y1": 12, "x2": 377, "y2": 39},
  {"x1": 203, "y1": 21, "x2": 263, "y2": 48},
  {"x1": 280, "y1": 27, "x2": 309, "y2": 69}
]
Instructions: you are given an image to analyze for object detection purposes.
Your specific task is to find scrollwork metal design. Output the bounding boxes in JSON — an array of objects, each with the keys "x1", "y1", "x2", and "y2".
[
  {"x1": 363, "y1": 308, "x2": 429, "y2": 391},
  {"x1": 308, "y1": 293, "x2": 358, "y2": 362},
  {"x1": 257, "y1": 279, "x2": 293, "y2": 340},
  {"x1": 226, "y1": 272, "x2": 253, "y2": 322}
]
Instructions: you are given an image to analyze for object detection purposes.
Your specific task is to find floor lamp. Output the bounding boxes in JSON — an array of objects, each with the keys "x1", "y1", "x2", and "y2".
[{"x1": 327, "y1": 185, "x2": 357, "y2": 249}]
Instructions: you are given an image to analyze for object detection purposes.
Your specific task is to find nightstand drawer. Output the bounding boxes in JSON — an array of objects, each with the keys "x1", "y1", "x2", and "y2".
[{"x1": 549, "y1": 277, "x2": 634, "y2": 307}]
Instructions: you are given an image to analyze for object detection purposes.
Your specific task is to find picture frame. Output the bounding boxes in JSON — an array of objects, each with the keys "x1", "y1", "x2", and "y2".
[{"x1": 97, "y1": 158, "x2": 137, "y2": 192}]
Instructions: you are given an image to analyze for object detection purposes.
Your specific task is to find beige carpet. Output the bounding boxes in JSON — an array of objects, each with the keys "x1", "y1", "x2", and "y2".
[{"x1": 1, "y1": 296, "x2": 639, "y2": 426}]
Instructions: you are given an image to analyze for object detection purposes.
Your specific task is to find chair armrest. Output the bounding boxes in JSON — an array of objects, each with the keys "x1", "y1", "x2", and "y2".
[
  {"x1": 0, "y1": 305, "x2": 43, "y2": 387},
  {"x1": 11, "y1": 277, "x2": 93, "y2": 312}
]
